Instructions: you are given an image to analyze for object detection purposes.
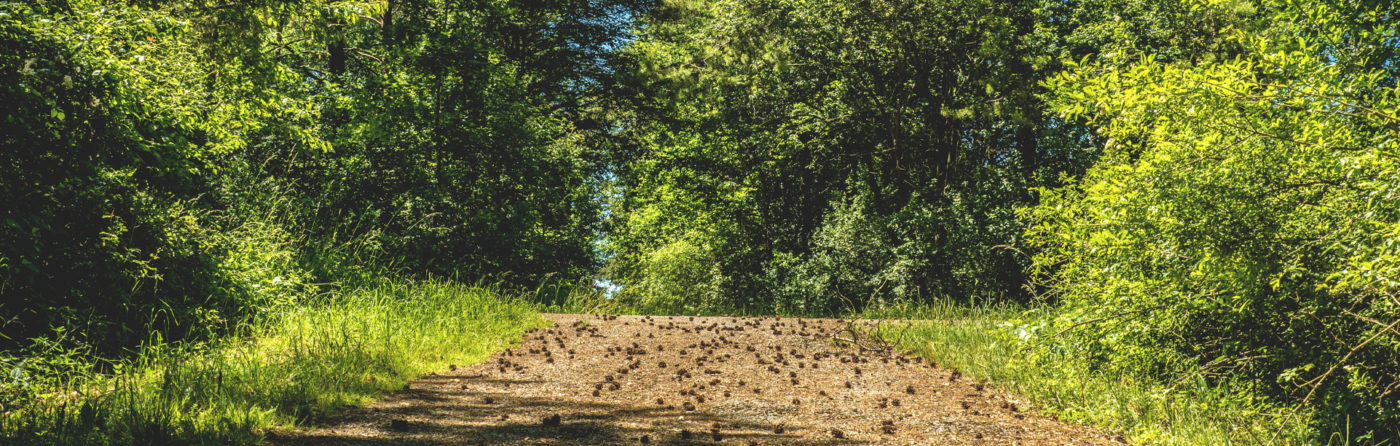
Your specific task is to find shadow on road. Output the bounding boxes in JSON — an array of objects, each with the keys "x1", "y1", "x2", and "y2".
[{"x1": 273, "y1": 374, "x2": 858, "y2": 445}]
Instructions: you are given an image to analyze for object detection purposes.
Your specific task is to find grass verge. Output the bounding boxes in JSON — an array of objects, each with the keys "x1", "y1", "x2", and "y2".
[
  {"x1": 863, "y1": 301, "x2": 1315, "y2": 445},
  {"x1": 0, "y1": 280, "x2": 546, "y2": 445}
]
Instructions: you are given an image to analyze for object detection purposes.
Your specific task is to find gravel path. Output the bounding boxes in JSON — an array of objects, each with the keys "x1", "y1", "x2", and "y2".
[{"x1": 273, "y1": 314, "x2": 1122, "y2": 445}]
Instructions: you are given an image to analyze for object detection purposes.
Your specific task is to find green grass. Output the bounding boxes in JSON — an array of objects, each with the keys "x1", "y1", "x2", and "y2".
[
  {"x1": 0, "y1": 279, "x2": 546, "y2": 445},
  {"x1": 862, "y1": 301, "x2": 1317, "y2": 445}
]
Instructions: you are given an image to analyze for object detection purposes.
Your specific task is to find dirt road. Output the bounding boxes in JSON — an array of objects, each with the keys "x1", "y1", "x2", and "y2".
[{"x1": 275, "y1": 314, "x2": 1121, "y2": 445}]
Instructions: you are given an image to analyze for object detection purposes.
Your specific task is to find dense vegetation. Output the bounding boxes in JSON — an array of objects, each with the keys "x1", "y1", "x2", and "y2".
[
  {"x1": 3, "y1": 0, "x2": 634, "y2": 441},
  {"x1": 603, "y1": 0, "x2": 1248, "y2": 313},
  {"x1": 3, "y1": 281, "x2": 542, "y2": 444},
  {"x1": 1, "y1": 0, "x2": 636, "y2": 359},
  {"x1": 867, "y1": 303, "x2": 1315, "y2": 443},
  {"x1": 3, "y1": 0, "x2": 1398, "y2": 443},
  {"x1": 1028, "y1": 0, "x2": 1400, "y2": 437}
]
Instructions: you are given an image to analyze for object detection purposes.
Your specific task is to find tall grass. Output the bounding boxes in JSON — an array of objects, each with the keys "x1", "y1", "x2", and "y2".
[
  {"x1": 0, "y1": 280, "x2": 545, "y2": 445},
  {"x1": 863, "y1": 301, "x2": 1317, "y2": 445}
]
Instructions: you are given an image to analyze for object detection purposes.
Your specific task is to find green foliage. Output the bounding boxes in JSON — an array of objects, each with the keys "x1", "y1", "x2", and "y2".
[
  {"x1": 1028, "y1": 0, "x2": 1400, "y2": 439},
  {"x1": 1034, "y1": 0, "x2": 1260, "y2": 65},
  {"x1": 2, "y1": 0, "x2": 645, "y2": 358},
  {"x1": 762, "y1": 173, "x2": 1036, "y2": 314},
  {"x1": 0, "y1": 3, "x2": 312, "y2": 357},
  {"x1": 202, "y1": 0, "x2": 639, "y2": 287},
  {"x1": 0, "y1": 280, "x2": 544, "y2": 445},
  {"x1": 607, "y1": 0, "x2": 1060, "y2": 313},
  {"x1": 603, "y1": 0, "x2": 1254, "y2": 314},
  {"x1": 867, "y1": 303, "x2": 1313, "y2": 444}
]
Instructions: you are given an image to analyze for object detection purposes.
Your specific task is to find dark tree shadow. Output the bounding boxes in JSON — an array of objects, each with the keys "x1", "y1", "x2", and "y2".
[{"x1": 272, "y1": 375, "x2": 866, "y2": 445}]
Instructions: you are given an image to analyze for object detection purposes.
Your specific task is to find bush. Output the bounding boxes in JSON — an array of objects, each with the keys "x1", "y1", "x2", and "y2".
[
  {"x1": 760, "y1": 173, "x2": 1031, "y2": 315},
  {"x1": 1028, "y1": 2, "x2": 1400, "y2": 438},
  {"x1": 2, "y1": 12, "x2": 235, "y2": 356}
]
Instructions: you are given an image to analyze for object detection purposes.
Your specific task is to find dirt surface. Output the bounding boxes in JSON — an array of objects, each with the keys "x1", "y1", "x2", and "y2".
[{"x1": 273, "y1": 314, "x2": 1122, "y2": 445}]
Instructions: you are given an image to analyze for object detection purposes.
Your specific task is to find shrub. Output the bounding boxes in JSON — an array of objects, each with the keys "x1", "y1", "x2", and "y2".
[
  {"x1": 1028, "y1": 2, "x2": 1400, "y2": 438},
  {"x1": 0, "y1": 3, "x2": 316, "y2": 358}
]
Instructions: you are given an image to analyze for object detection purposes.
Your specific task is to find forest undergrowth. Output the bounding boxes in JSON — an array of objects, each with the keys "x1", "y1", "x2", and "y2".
[
  {"x1": 0, "y1": 281, "x2": 544, "y2": 445},
  {"x1": 862, "y1": 302, "x2": 1326, "y2": 445}
]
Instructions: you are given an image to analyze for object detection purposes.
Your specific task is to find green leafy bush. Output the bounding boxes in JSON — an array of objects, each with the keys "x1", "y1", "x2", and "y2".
[
  {"x1": 1028, "y1": 1, "x2": 1400, "y2": 438},
  {"x1": 0, "y1": 7, "x2": 286, "y2": 356}
]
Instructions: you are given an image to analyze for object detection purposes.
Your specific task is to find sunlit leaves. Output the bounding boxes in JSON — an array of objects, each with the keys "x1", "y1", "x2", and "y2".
[{"x1": 1031, "y1": 0, "x2": 1400, "y2": 436}]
